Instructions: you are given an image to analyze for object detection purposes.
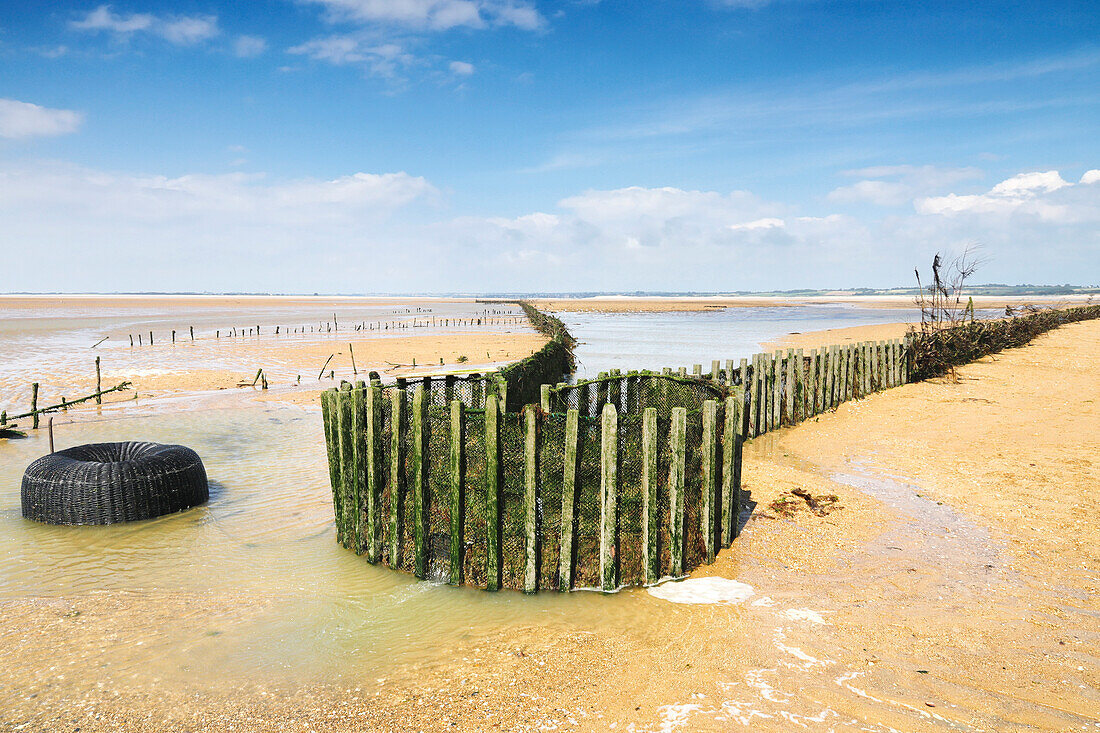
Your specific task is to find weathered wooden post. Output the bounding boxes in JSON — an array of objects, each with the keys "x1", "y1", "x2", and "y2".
[
  {"x1": 445, "y1": 400, "x2": 464, "y2": 585},
  {"x1": 321, "y1": 390, "x2": 342, "y2": 540},
  {"x1": 641, "y1": 406, "x2": 659, "y2": 585},
  {"x1": 524, "y1": 406, "x2": 539, "y2": 593},
  {"x1": 485, "y1": 393, "x2": 502, "y2": 591},
  {"x1": 366, "y1": 383, "x2": 382, "y2": 562},
  {"x1": 750, "y1": 355, "x2": 761, "y2": 436},
  {"x1": 784, "y1": 349, "x2": 796, "y2": 425},
  {"x1": 350, "y1": 382, "x2": 366, "y2": 553},
  {"x1": 771, "y1": 352, "x2": 782, "y2": 431},
  {"x1": 669, "y1": 407, "x2": 687, "y2": 576},
  {"x1": 701, "y1": 399, "x2": 718, "y2": 564},
  {"x1": 600, "y1": 402, "x2": 619, "y2": 592},
  {"x1": 540, "y1": 384, "x2": 551, "y2": 412},
  {"x1": 31, "y1": 383, "x2": 39, "y2": 429},
  {"x1": 48, "y1": 417, "x2": 54, "y2": 453},
  {"x1": 95, "y1": 357, "x2": 102, "y2": 405},
  {"x1": 558, "y1": 408, "x2": 580, "y2": 591},
  {"x1": 190, "y1": 326, "x2": 194, "y2": 341},
  {"x1": 411, "y1": 385, "x2": 429, "y2": 577},
  {"x1": 389, "y1": 388, "x2": 406, "y2": 569}
]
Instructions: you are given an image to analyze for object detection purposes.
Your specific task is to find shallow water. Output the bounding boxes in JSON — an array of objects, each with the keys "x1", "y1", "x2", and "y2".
[
  {"x1": 3, "y1": 298, "x2": 1072, "y2": 729},
  {"x1": 559, "y1": 304, "x2": 1000, "y2": 377},
  {"x1": 0, "y1": 405, "x2": 662, "y2": 683}
]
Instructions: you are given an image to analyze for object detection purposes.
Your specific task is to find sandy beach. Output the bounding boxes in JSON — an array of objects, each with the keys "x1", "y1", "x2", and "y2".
[{"x1": 2, "y1": 313, "x2": 1096, "y2": 730}]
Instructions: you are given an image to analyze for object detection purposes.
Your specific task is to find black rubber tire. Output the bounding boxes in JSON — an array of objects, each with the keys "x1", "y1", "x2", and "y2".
[{"x1": 21, "y1": 442, "x2": 208, "y2": 525}]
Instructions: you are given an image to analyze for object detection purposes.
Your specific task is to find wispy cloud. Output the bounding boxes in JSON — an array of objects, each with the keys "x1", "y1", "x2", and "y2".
[
  {"x1": 0, "y1": 99, "x2": 84, "y2": 140},
  {"x1": 233, "y1": 35, "x2": 268, "y2": 58},
  {"x1": 449, "y1": 60, "x2": 475, "y2": 75},
  {"x1": 300, "y1": 0, "x2": 544, "y2": 31},
  {"x1": 71, "y1": 5, "x2": 220, "y2": 46}
]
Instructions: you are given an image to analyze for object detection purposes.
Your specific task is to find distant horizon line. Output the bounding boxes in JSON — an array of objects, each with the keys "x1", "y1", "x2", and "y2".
[{"x1": 1, "y1": 285, "x2": 1098, "y2": 298}]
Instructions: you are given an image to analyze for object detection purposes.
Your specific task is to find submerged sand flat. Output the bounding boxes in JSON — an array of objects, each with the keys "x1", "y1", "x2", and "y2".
[
  {"x1": 0, "y1": 295, "x2": 544, "y2": 415},
  {"x1": 2, "y1": 318, "x2": 1096, "y2": 730}
]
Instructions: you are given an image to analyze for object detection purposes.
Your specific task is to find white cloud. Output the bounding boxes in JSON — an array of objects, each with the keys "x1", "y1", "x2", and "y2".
[
  {"x1": 729, "y1": 217, "x2": 784, "y2": 231},
  {"x1": 288, "y1": 37, "x2": 416, "y2": 78},
  {"x1": 301, "y1": 0, "x2": 544, "y2": 31},
  {"x1": 71, "y1": 5, "x2": 219, "y2": 45},
  {"x1": 234, "y1": 35, "x2": 267, "y2": 58},
  {"x1": 1081, "y1": 170, "x2": 1100, "y2": 185},
  {"x1": 0, "y1": 99, "x2": 83, "y2": 139},
  {"x1": 449, "y1": 60, "x2": 475, "y2": 75},
  {"x1": 917, "y1": 170, "x2": 1078, "y2": 220},
  {"x1": 829, "y1": 165, "x2": 984, "y2": 207},
  {"x1": 2, "y1": 160, "x2": 1096, "y2": 293}
]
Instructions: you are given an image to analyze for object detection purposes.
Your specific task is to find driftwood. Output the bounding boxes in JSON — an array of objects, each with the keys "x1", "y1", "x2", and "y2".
[{"x1": 9, "y1": 382, "x2": 132, "y2": 422}]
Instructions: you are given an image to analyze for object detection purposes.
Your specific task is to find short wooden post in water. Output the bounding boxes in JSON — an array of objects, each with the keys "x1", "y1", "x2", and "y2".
[
  {"x1": 321, "y1": 390, "x2": 343, "y2": 539},
  {"x1": 31, "y1": 382, "x2": 39, "y2": 429},
  {"x1": 784, "y1": 349, "x2": 795, "y2": 425},
  {"x1": 448, "y1": 400, "x2": 465, "y2": 585},
  {"x1": 701, "y1": 399, "x2": 718, "y2": 564},
  {"x1": 641, "y1": 407, "x2": 659, "y2": 585},
  {"x1": 559, "y1": 408, "x2": 580, "y2": 591},
  {"x1": 771, "y1": 352, "x2": 782, "y2": 431},
  {"x1": 389, "y1": 389, "x2": 406, "y2": 570},
  {"x1": 484, "y1": 393, "x2": 502, "y2": 591},
  {"x1": 350, "y1": 384, "x2": 367, "y2": 554},
  {"x1": 366, "y1": 384, "x2": 383, "y2": 562},
  {"x1": 337, "y1": 383, "x2": 355, "y2": 548},
  {"x1": 600, "y1": 403, "x2": 619, "y2": 592},
  {"x1": 524, "y1": 406, "x2": 539, "y2": 593},
  {"x1": 669, "y1": 407, "x2": 687, "y2": 576},
  {"x1": 95, "y1": 357, "x2": 102, "y2": 405}
]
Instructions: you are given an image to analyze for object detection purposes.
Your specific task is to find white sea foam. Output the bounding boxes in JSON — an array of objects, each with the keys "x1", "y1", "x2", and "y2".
[{"x1": 647, "y1": 577, "x2": 755, "y2": 604}]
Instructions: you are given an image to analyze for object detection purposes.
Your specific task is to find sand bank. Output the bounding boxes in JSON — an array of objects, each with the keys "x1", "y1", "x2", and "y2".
[
  {"x1": 3, "y1": 319, "x2": 1096, "y2": 730},
  {"x1": 764, "y1": 321, "x2": 913, "y2": 350}
]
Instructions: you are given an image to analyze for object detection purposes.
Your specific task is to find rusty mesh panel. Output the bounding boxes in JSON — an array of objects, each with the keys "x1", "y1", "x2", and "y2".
[
  {"x1": 426, "y1": 407, "x2": 452, "y2": 582},
  {"x1": 572, "y1": 415, "x2": 603, "y2": 589},
  {"x1": 682, "y1": 412, "x2": 705, "y2": 571},
  {"x1": 617, "y1": 414, "x2": 645, "y2": 587},
  {"x1": 498, "y1": 411, "x2": 526, "y2": 589},
  {"x1": 538, "y1": 412, "x2": 566, "y2": 591},
  {"x1": 462, "y1": 410, "x2": 488, "y2": 587}
]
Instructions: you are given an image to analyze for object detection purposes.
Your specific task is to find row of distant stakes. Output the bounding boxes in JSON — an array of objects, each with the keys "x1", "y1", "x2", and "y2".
[
  {"x1": 0, "y1": 307, "x2": 525, "y2": 435},
  {"x1": 320, "y1": 303, "x2": 913, "y2": 593}
]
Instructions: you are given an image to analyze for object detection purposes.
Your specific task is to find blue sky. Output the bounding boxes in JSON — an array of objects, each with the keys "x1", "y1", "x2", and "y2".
[{"x1": 1, "y1": 0, "x2": 1098, "y2": 293}]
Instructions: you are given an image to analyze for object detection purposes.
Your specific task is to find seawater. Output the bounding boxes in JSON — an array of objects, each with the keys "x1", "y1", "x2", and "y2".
[{"x1": 0, "y1": 303, "x2": 979, "y2": 683}]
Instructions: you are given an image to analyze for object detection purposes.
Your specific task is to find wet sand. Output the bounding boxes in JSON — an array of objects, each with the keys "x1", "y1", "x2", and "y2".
[
  {"x1": 3, "y1": 318, "x2": 1097, "y2": 729},
  {"x1": 534, "y1": 294, "x2": 1093, "y2": 313},
  {"x1": 0, "y1": 295, "x2": 544, "y2": 417}
]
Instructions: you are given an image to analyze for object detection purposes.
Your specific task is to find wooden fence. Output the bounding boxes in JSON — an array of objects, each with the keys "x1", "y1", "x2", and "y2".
[{"x1": 321, "y1": 382, "x2": 745, "y2": 593}]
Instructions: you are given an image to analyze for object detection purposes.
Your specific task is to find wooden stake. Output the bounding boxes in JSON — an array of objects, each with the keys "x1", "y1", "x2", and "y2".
[
  {"x1": 524, "y1": 406, "x2": 539, "y2": 593},
  {"x1": 600, "y1": 402, "x2": 618, "y2": 592},
  {"x1": 485, "y1": 393, "x2": 501, "y2": 591},
  {"x1": 449, "y1": 400, "x2": 465, "y2": 585},
  {"x1": 31, "y1": 383, "x2": 39, "y2": 429},
  {"x1": 389, "y1": 388, "x2": 406, "y2": 569},
  {"x1": 669, "y1": 406, "x2": 687, "y2": 576},
  {"x1": 48, "y1": 417, "x2": 54, "y2": 453},
  {"x1": 349, "y1": 343, "x2": 357, "y2": 375},
  {"x1": 367, "y1": 384, "x2": 382, "y2": 562},
  {"x1": 411, "y1": 387, "x2": 428, "y2": 580},
  {"x1": 95, "y1": 357, "x2": 102, "y2": 404},
  {"x1": 559, "y1": 408, "x2": 579, "y2": 591},
  {"x1": 701, "y1": 399, "x2": 718, "y2": 564},
  {"x1": 641, "y1": 406, "x2": 659, "y2": 585}
]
